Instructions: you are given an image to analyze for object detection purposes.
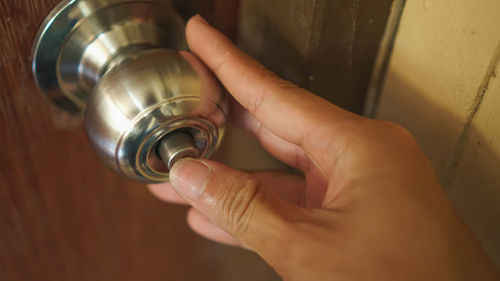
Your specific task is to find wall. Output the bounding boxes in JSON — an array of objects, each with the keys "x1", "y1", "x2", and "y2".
[
  {"x1": 219, "y1": 0, "x2": 393, "y2": 171},
  {"x1": 237, "y1": 0, "x2": 393, "y2": 113},
  {"x1": 377, "y1": 0, "x2": 500, "y2": 268}
]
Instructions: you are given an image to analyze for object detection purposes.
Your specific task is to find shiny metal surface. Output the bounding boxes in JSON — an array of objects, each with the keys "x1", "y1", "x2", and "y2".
[
  {"x1": 157, "y1": 131, "x2": 200, "y2": 170},
  {"x1": 86, "y1": 48, "x2": 226, "y2": 182},
  {"x1": 32, "y1": 0, "x2": 227, "y2": 183},
  {"x1": 32, "y1": 0, "x2": 186, "y2": 113}
]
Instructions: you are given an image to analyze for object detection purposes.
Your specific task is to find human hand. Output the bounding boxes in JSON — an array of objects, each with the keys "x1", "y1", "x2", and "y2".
[{"x1": 148, "y1": 15, "x2": 500, "y2": 281}]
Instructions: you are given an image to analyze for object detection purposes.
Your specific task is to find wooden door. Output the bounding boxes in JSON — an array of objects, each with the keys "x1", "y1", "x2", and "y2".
[{"x1": 0, "y1": 1, "x2": 279, "y2": 280}]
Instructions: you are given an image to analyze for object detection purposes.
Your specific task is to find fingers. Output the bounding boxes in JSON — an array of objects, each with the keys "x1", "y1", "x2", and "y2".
[
  {"x1": 230, "y1": 99, "x2": 310, "y2": 170},
  {"x1": 148, "y1": 184, "x2": 239, "y2": 246},
  {"x1": 186, "y1": 173, "x2": 305, "y2": 248},
  {"x1": 169, "y1": 158, "x2": 298, "y2": 256},
  {"x1": 186, "y1": 15, "x2": 363, "y2": 175},
  {"x1": 187, "y1": 208, "x2": 241, "y2": 247},
  {"x1": 148, "y1": 182, "x2": 187, "y2": 205},
  {"x1": 251, "y1": 171, "x2": 306, "y2": 206},
  {"x1": 148, "y1": 171, "x2": 305, "y2": 251},
  {"x1": 148, "y1": 170, "x2": 306, "y2": 206},
  {"x1": 147, "y1": 185, "x2": 242, "y2": 247}
]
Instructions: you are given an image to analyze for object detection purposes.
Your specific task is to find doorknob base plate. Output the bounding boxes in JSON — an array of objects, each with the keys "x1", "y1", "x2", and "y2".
[{"x1": 32, "y1": 0, "x2": 186, "y2": 114}]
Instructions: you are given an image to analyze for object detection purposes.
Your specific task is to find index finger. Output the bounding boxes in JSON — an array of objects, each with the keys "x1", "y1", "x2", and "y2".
[{"x1": 186, "y1": 15, "x2": 362, "y2": 175}]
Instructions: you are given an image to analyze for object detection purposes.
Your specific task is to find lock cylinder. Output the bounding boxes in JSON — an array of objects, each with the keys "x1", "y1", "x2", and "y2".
[{"x1": 157, "y1": 131, "x2": 200, "y2": 171}]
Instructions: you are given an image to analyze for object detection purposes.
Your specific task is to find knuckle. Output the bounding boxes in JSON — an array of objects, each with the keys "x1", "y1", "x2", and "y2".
[
  {"x1": 270, "y1": 75, "x2": 299, "y2": 91},
  {"x1": 248, "y1": 88, "x2": 265, "y2": 117},
  {"x1": 215, "y1": 176, "x2": 265, "y2": 236},
  {"x1": 213, "y1": 48, "x2": 234, "y2": 76},
  {"x1": 249, "y1": 72, "x2": 300, "y2": 116},
  {"x1": 378, "y1": 120, "x2": 419, "y2": 147}
]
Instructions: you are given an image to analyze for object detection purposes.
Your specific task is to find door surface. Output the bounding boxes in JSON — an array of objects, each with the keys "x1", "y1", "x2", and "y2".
[{"x1": 0, "y1": 1, "x2": 279, "y2": 280}]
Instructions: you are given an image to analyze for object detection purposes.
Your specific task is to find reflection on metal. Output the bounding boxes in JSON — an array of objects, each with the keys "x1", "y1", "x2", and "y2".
[
  {"x1": 32, "y1": 0, "x2": 227, "y2": 183},
  {"x1": 157, "y1": 131, "x2": 200, "y2": 170},
  {"x1": 32, "y1": 0, "x2": 187, "y2": 113}
]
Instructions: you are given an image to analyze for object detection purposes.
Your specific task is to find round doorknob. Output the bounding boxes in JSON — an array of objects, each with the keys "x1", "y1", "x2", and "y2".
[
  {"x1": 32, "y1": 0, "x2": 227, "y2": 183},
  {"x1": 85, "y1": 48, "x2": 227, "y2": 182}
]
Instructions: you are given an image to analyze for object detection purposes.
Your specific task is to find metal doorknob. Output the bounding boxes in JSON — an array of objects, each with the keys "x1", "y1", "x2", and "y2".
[{"x1": 32, "y1": 0, "x2": 227, "y2": 183}]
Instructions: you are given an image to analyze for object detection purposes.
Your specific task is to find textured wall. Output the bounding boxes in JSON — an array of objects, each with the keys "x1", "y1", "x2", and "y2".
[
  {"x1": 223, "y1": 0, "x2": 393, "y2": 170},
  {"x1": 237, "y1": 0, "x2": 393, "y2": 113},
  {"x1": 377, "y1": 0, "x2": 500, "y2": 268}
]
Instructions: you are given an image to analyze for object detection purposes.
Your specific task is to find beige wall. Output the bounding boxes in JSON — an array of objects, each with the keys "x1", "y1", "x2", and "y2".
[{"x1": 378, "y1": 0, "x2": 500, "y2": 268}]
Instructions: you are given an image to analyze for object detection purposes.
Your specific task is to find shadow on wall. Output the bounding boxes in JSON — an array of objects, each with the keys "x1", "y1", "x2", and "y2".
[
  {"x1": 237, "y1": 0, "x2": 393, "y2": 114},
  {"x1": 378, "y1": 72, "x2": 500, "y2": 269},
  {"x1": 237, "y1": 9, "x2": 310, "y2": 90}
]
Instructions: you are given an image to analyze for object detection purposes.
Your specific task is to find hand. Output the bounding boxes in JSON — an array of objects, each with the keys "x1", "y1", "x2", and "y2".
[{"x1": 148, "y1": 15, "x2": 500, "y2": 281}]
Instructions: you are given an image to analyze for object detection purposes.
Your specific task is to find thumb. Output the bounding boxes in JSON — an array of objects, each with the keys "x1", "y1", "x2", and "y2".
[{"x1": 169, "y1": 158, "x2": 295, "y2": 250}]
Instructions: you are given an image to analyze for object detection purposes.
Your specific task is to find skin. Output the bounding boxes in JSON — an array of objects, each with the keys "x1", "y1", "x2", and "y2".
[{"x1": 149, "y1": 15, "x2": 500, "y2": 281}]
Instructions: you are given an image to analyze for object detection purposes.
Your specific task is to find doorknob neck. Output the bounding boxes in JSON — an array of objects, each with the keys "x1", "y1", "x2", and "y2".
[{"x1": 32, "y1": 0, "x2": 187, "y2": 113}]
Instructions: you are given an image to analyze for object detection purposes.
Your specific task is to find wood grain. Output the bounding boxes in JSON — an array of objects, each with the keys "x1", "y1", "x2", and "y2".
[
  {"x1": 0, "y1": 1, "x2": 275, "y2": 281},
  {"x1": 238, "y1": 0, "x2": 393, "y2": 113}
]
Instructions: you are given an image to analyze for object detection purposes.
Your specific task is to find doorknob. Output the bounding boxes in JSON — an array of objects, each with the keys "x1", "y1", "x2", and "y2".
[{"x1": 32, "y1": 0, "x2": 227, "y2": 183}]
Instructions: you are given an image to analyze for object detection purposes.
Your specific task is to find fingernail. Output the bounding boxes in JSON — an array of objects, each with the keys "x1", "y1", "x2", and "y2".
[
  {"x1": 195, "y1": 14, "x2": 209, "y2": 25},
  {"x1": 170, "y1": 158, "x2": 211, "y2": 199}
]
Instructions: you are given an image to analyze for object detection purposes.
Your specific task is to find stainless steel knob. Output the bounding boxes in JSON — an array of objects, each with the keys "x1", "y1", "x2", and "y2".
[{"x1": 32, "y1": 0, "x2": 227, "y2": 183}]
